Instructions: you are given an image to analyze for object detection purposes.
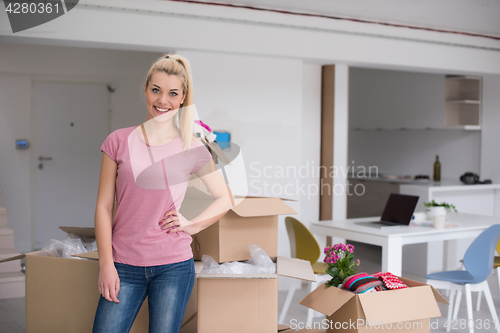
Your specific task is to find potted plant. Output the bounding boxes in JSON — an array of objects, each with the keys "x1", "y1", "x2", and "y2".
[
  {"x1": 323, "y1": 243, "x2": 360, "y2": 287},
  {"x1": 423, "y1": 200, "x2": 457, "y2": 217}
]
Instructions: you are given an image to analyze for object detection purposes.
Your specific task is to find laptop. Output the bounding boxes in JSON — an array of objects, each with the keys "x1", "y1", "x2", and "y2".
[{"x1": 355, "y1": 193, "x2": 419, "y2": 229}]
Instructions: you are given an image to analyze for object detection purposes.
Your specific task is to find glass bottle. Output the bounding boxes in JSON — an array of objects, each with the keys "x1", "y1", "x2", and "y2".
[{"x1": 433, "y1": 155, "x2": 441, "y2": 182}]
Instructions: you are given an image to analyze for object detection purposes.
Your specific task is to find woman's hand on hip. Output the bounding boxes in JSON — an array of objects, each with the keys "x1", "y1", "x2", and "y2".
[
  {"x1": 159, "y1": 210, "x2": 193, "y2": 233},
  {"x1": 167, "y1": 221, "x2": 202, "y2": 235},
  {"x1": 158, "y1": 210, "x2": 191, "y2": 232},
  {"x1": 98, "y1": 264, "x2": 120, "y2": 303}
]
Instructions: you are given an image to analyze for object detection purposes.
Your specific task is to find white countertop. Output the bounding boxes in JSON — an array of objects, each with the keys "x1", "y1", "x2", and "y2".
[
  {"x1": 402, "y1": 179, "x2": 500, "y2": 192},
  {"x1": 350, "y1": 177, "x2": 500, "y2": 191},
  {"x1": 310, "y1": 212, "x2": 500, "y2": 239}
]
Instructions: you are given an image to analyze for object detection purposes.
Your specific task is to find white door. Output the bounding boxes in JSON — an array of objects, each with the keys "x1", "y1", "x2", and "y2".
[{"x1": 33, "y1": 81, "x2": 109, "y2": 249}]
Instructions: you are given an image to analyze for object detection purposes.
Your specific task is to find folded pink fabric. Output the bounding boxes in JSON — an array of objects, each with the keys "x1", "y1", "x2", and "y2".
[{"x1": 373, "y1": 271, "x2": 408, "y2": 289}]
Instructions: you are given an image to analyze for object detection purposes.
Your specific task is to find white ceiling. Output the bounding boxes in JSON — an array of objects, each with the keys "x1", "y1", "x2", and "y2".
[{"x1": 186, "y1": 0, "x2": 500, "y2": 39}]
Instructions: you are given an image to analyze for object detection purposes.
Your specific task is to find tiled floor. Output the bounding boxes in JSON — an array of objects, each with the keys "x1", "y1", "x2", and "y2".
[
  {"x1": 0, "y1": 297, "x2": 24, "y2": 333},
  {"x1": 1, "y1": 242, "x2": 500, "y2": 332}
]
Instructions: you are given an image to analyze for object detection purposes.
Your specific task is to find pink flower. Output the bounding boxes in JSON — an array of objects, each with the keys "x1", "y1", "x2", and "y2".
[{"x1": 357, "y1": 259, "x2": 360, "y2": 265}]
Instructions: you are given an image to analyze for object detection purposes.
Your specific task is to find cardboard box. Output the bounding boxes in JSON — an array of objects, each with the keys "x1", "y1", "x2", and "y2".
[
  {"x1": 195, "y1": 256, "x2": 315, "y2": 333},
  {"x1": 0, "y1": 226, "x2": 201, "y2": 333},
  {"x1": 299, "y1": 277, "x2": 448, "y2": 333},
  {"x1": 180, "y1": 186, "x2": 296, "y2": 263}
]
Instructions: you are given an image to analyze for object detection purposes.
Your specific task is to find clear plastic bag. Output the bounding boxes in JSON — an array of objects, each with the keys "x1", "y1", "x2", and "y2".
[
  {"x1": 80, "y1": 235, "x2": 96, "y2": 247},
  {"x1": 40, "y1": 239, "x2": 65, "y2": 257},
  {"x1": 40, "y1": 232, "x2": 91, "y2": 259},
  {"x1": 62, "y1": 233, "x2": 88, "y2": 258},
  {"x1": 246, "y1": 244, "x2": 275, "y2": 273},
  {"x1": 85, "y1": 240, "x2": 98, "y2": 252},
  {"x1": 201, "y1": 244, "x2": 276, "y2": 274}
]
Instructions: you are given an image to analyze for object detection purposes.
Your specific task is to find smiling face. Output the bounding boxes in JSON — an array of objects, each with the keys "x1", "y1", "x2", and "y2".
[{"x1": 144, "y1": 71, "x2": 186, "y2": 122}]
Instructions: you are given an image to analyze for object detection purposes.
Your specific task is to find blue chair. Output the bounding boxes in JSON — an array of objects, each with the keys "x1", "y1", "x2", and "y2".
[
  {"x1": 452, "y1": 237, "x2": 500, "y2": 319},
  {"x1": 425, "y1": 224, "x2": 500, "y2": 333}
]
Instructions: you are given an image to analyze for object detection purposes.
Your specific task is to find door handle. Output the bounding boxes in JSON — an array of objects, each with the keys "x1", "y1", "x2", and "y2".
[{"x1": 38, "y1": 156, "x2": 53, "y2": 161}]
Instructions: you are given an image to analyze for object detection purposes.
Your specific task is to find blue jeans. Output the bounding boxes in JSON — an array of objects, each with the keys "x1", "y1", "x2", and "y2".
[{"x1": 92, "y1": 258, "x2": 195, "y2": 333}]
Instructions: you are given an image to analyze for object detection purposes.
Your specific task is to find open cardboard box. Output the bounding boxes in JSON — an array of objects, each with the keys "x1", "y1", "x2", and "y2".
[
  {"x1": 0, "y1": 226, "x2": 303, "y2": 333},
  {"x1": 299, "y1": 277, "x2": 448, "y2": 333},
  {"x1": 180, "y1": 186, "x2": 296, "y2": 263},
  {"x1": 195, "y1": 256, "x2": 315, "y2": 333},
  {"x1": 0, "y1": 226, "x2": 202, "y2": 333}
]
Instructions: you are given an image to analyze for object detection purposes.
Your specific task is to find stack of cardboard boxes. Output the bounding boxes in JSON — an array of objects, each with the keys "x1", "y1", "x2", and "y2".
[
  {"x1": 0, "y1": 183, "x2": 314, "y2": 333},
  {"x1": 0, "y1": 187, "x2": 25, "y2": 299},
  {"x1": 178, "y1": 185, "x2": 316, "y2": 332}
]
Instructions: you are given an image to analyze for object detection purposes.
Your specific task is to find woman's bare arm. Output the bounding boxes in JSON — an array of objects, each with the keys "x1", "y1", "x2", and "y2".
[
  {"x1": 95, "y1": 152, "x2": 117, "y2": 267},
  {"x1": 167, "y1": 157, "x2": 233, "y2": 235},
  {"x1": 191, "y1": 158, "x2": 234, "y2": 229},
  {"x1": 94, "y1": 152, "x2": 120, "y2": 303}
]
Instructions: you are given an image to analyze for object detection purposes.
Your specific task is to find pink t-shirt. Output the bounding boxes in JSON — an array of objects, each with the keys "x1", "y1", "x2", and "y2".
[{"x1": 100, "y1": 126, "x2": 212, "y2": 266}]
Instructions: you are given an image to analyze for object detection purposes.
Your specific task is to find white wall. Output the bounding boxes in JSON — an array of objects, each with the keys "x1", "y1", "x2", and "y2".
[
  {"x1": 348, "y1": 67, "x2": 481, "y2": 179},
  {"x1": 480, "y1": 74, "x2": 500, "y2": 183},
  {"x1": 0, "y1": 74, "x2": 32, "y2": 252},
  {"x1": 349, "y1": 68, "x2": 445, "y2": 130},
  {"x1": 173, "y1": 50, "x2": 315, "y2": 266},
  {"x1": 0, "y1": 42, "x2": 164, "y2": 252}
]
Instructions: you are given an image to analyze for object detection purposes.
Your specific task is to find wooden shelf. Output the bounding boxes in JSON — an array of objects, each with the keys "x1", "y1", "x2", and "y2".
[
  {"x1": 445, "y1": 75, "x2": 482, "y2": 128},
  {"x1": 446, "y1": 100, "x2": 481, "y2": 105},
  {"x1": 445, "y1": 76, "x2": 481, "y2": 81}
]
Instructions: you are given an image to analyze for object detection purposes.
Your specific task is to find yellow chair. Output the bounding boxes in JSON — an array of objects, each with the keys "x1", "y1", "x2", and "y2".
[
  {"x1": 480, "y1": 238, "x2": 500, "y2": 311},
  {"x1": 495, "y1": 239, "x2": 500, "y2": 293},
  {"x1": 278, "y1": 216, "x2": 330, "y2": 326}
]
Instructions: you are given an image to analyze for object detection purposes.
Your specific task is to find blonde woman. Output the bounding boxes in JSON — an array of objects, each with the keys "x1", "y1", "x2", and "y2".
[{"x1": 92, "y1": 54, "x2": 232, "y2": 332}]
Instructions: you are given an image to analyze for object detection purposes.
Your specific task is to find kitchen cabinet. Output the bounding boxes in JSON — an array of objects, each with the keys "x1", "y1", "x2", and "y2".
[{"x1": 445, "y1": 75, "x2": 482, "y2": 129}]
